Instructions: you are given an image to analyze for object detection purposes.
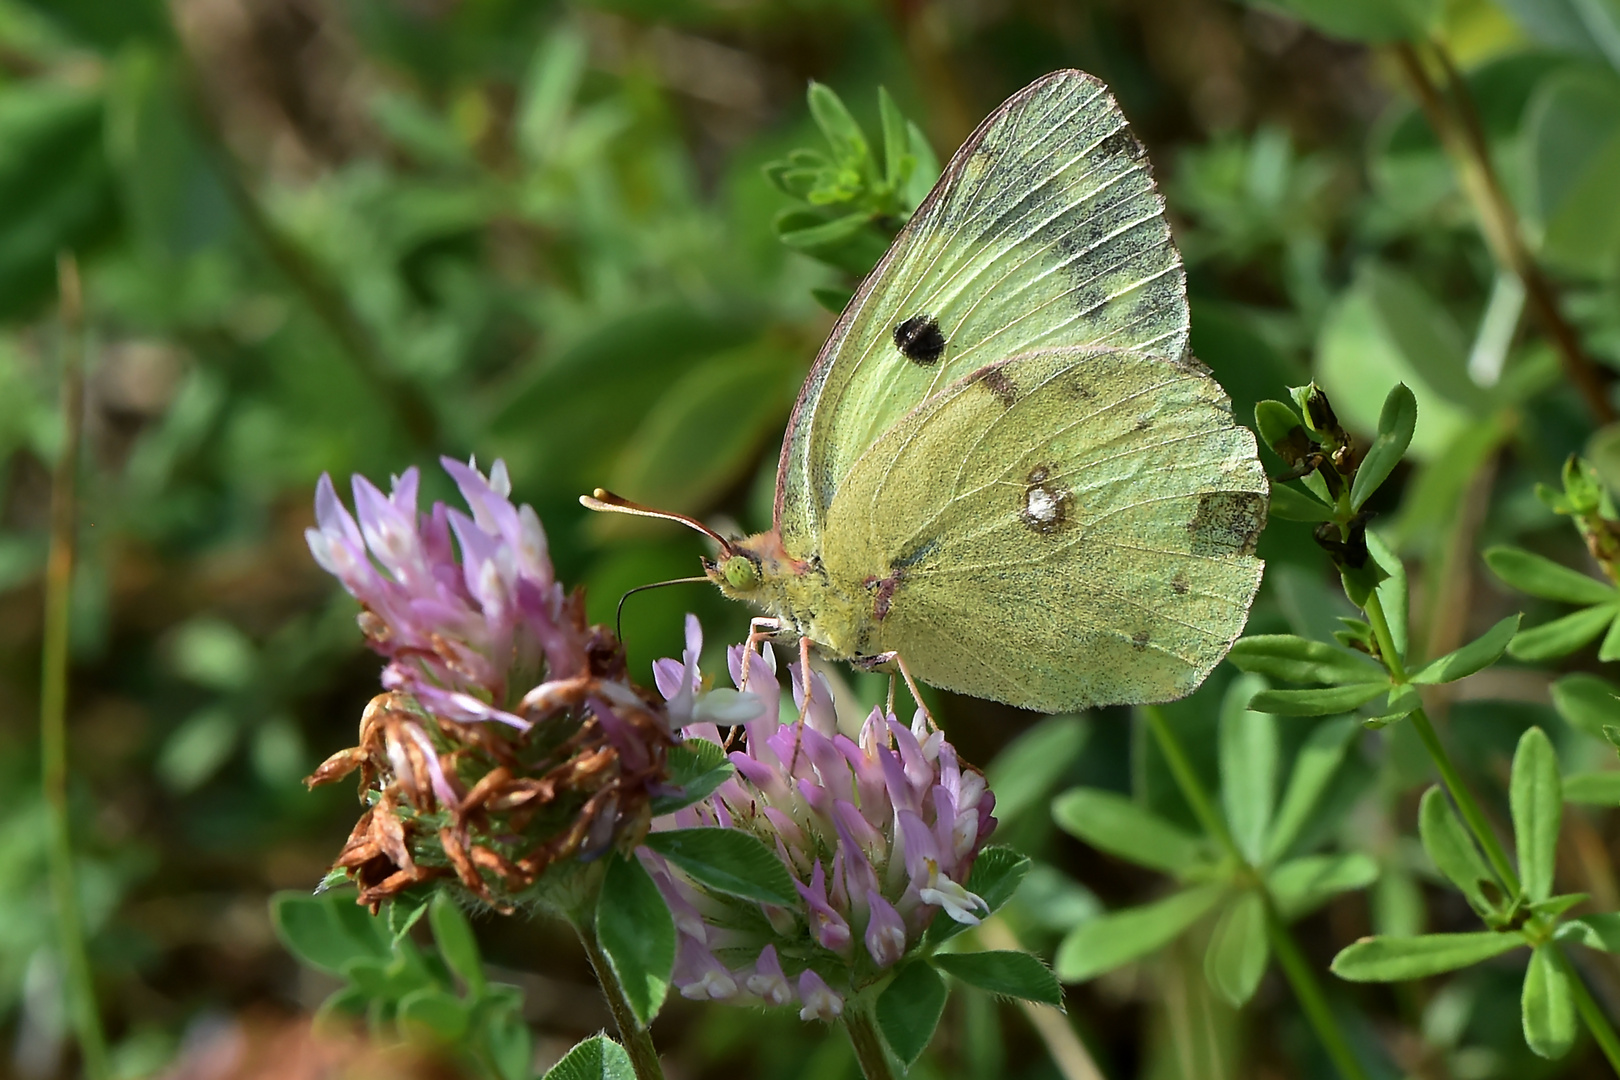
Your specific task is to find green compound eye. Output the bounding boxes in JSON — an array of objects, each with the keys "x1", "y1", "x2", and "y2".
[{"x1": 722, "y1": 555, "x2": 760, "y2": 590}]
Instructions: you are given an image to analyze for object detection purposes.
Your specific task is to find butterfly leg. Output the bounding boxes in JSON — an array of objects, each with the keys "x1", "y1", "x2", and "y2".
[
  {"x1": 799, "y1": 635, "x2": 814, "y2": 711},
  {"x1": 894, "y1": 653, "x2": 934, "y2": 727},
  {"x1": 740, "y1": 617, "x2": 782, "y2": 690}
]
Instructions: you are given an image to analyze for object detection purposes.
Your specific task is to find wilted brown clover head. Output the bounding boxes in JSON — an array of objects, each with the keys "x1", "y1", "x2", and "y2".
[{"x1": 304, "y1": 459, "x2": 672, "y2": 911}]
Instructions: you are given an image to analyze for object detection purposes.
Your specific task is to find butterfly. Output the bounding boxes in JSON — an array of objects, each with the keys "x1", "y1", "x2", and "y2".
[{"x1": 585, "y1": 69, "x2": 1267, "y2": 715}]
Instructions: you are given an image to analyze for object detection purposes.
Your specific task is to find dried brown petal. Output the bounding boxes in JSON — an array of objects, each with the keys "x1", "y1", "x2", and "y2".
[{"x1": 306, "y1": 747, "x2": 367, "y2": 789}]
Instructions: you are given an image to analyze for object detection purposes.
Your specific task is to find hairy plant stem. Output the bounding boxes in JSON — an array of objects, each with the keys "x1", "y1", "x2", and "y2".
[
  {"x1": 575, "y1": 922, "x2": 665, "y2": 1080},
  {"x1": 1141, "y1": 706, "x2": 1370, "y2": 1080},
  {"x1": 1392, "y1": 41, "x2": 1615, "y2": 425},
  {"x1": 844, "y1": 1008, "x2": 899, "y2": 1080},
  {"x1": 42, "y1": 255, "x2": 108, "y2": 1080}
]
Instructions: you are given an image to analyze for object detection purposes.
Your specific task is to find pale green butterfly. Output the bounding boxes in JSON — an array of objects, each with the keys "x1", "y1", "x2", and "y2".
[{"x1": 585, "y1": 69, "x2": 1267, "y2": 714}]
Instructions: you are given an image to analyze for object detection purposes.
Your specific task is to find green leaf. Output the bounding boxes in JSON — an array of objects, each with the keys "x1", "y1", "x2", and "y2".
[
  {"x1": 1485, "y1": 546, "x2": 1619, "y2": 605},
  {"x1": 386, "y1": 899, "x2": 428, "y2": 947},
  {"x1": 1228, "y1": 636, "x2": 1385, "y2": 685},
  {"x1": 1410, "y1": 615, "x2": 1521, "y2": 684},
  {"x1": 1529, "y1": 893, "x2": 1588, "y2": 919},
  {"x1": 930, "y1": 847, "x2": 1029, "y2": 945},
  {"x1": 988, "y1": 714, "x2": 1089, "y2": 823},
  {"x1": 1550, "y1": 673, "x2": 1620, "y2": 740},
  {"x1": 481, "y1": 998, "x2": 534, "y2": 1080},
  {"x1": 313, "y1": 985, "x2": 368, "y2": 1032},
  {"x1": 1351, "y1": 383, "x2": 1417, "y2": 510},
  {"x1": 1418, "y1": 787, "x2": 1496, "y2": 914},
  {"x1": 271, "y1": 892, "x2": 390, "y2": 976},
  {"x1": 642, "y1": 828, "x2": 797, "y2": 907},
  {"x1": 1522, "y1": 946, "x2": 1576, "y2": 1060},
  {"x1": 1600, "y1": 613, "x2": 1620, "y2": 662},
  {"x1": 1526, "y1": 67, "x2": 1620, "y2": 275},
  {"x1": 902, "y1": 119, "x2": 938, "y2": 206},
  {"x1": 650, "y1": 740, "x2": 735, "y2": 816},
  {"x1": 1563, "y1": 771, "x2": 1620, "y2": 805},
  {"x1": 342, "y1": 953, "x2": 433, "y2": 1003},
  {"x1": 1496, "y1": 0, "x2": 1620, "y2": 63},
  {"x1": 542, "y1": 1034, "x2": 635, "y2": 1080},
  {"x1": 1267, "y1": 853, "x2": 1380, "y2": 920},
  {"x1": 933, "y1": 951, "x2": 1063, "y2": 1006},
  {"x1": 1220, "y1": 675, "x2": 1277, "y2": 865},
  {"x1": 595, "y1": 853, "x2": 675, "y2": 1028},
  {"x1": 878, "y1": 86, "x2": 910, "y2": 191},
  {"x1": 1203, "y1": 891, "x2": 1270, "y2": 1006},
  {"x1": 1265, "y1": 717, "x2": 1359, "y2": 861},
  {"x1": 1556, "y1": 912, "x2": 1620, "y2": 951},
  {"x1": 1331, "y1": 932, "x2": 1522, "y2": 981},
  {"x1": 876, "y1": 962, "x2": 947, "y2": 1066},
  {"x1": 811, "y1": 286, "x2": 852, "y2": 313},
  {"x1": 1367, "y1": 532, "x2": 1410, "y2": 663},
  {"x1": 806, "y1": 82, "x2": 870, "y2": 168},
  {"x1": 157, "y1": 707, "x2": 241, "y2": 793},
  {"x1": 0, "y1": 86, "x2": 119, "y2": 320},
  {"x1": 516, "y1": 28, "x2": 587, "y2": 163},
  {"x1": 1050, "y1": 789, "x2": 1206, "y2": 875},
  {"x1": 775, "y1": 208, "x2": 876, "y2": 250},
  {"x1": 1509, "y1": 604, "x2": 1620, "y2": 662},
  {"x1": 610, "y1": 343, "x2": 803, "y2": 514},
  {"x1": 1253, "y1": 399, "x2": 1310, "y2": 460},
  {"x1": 1055, "y1": 884, "x2": 1226, "y2": 982},
  {"x1": 397, "y1": 987, "x2": 470, "y2": 1043},
  {"x1": 1511, "y1": 727, "x2": 1562, "y2": 902},
  {"x1": 1365, "y1": 684, "x2": 1421, "y2": 727},
  {"x1": 1269, "y1": 482, "x2": 1335, "y2": 523},
  {"x1": 1248, "y1": 682, "x2": 1387, "y2": 716},
  {"x1": 429, "y1": 892, "x2": 485, "y2": 993}
]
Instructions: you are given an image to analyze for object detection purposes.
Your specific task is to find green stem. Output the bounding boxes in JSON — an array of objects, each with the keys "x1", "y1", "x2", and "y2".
[
  {"x1": 575, "y1": 922, "x2": 665, "y2": 1080},
  {"x1": 1265, "y1": 906, "x2": 1371, "y2": 1080},
  {"x1": 1556, "y1": 945, "x2": 1620, "y2": 1073},
  {"x1": 1357, "y1": 523, "x2": 1620, "y2": 1061},
  {"x1": 843, "y1": 1007, "x2": 899, "y2": 1080},
  {"x1": 1141, "y1": 706, "x2": 1370, "y2": 1080},
  {"x1": 1392, "y1": 42, "x2": 1614, "y2": 425},
  {"x1": 42, "y1": 255, "x2": 108, "y2": 1080},
  {"x1": 1362, "y1": 591, "x2": 1522, "y2": 895},
  {"x1": 1141, "y1": 706, "x2": 1237, "y2": 859},
  {"x1": 1407, "y1": 708, "x2": 1521, "y2": 894}
]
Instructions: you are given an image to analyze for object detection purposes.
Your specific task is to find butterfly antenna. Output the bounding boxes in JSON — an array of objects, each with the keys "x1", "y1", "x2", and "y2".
[
  {"x1": 580, "y1": 488, "x2": 736, "y2": 555},
  {"x1": 614, "y1": 576, "x2": 711, "y2": 642}
]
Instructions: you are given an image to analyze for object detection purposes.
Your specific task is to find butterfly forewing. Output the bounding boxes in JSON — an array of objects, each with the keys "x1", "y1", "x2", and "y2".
[
  {"x1": 778, "y1": 70, "x2": 1189, "y2": 554},
  {"x1": 821, "y1": 347, "x2": 1266, "y2": 713}
]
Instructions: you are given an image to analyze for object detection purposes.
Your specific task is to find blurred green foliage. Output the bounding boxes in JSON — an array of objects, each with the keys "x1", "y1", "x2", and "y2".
[{"x1": 6, "y1": 0, "x2": 1620, "y2": 1076}]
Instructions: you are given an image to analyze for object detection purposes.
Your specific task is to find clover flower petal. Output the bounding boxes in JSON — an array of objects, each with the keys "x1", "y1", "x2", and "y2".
[{"x1": 639, "y1": 616, "x2": 997, "y2": 1020}]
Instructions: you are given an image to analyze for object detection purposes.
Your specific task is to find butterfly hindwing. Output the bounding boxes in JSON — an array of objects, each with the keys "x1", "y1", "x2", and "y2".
[
  {"x1": 821, "y1": 347, "x2": 1266, "y2": 713},
  {"x1": 778, "y1": 70, "x2": 1189, "y2": 555}
]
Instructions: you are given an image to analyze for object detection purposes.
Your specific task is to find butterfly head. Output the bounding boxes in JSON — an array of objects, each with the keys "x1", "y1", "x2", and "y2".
[{"x1": 711, "y1": 552, "x2": 761, "y2": 592}]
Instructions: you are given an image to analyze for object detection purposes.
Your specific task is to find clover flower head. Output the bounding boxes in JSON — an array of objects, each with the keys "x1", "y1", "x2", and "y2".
[
  {"x1": 304, "y1": 459, "x2": 670, "y2": 910},
  {"x1": 640, "y1": 617, "x2": 996, "y2": 1019}
]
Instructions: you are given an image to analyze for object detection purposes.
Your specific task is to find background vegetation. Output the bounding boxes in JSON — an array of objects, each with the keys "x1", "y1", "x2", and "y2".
[{"x1": 5, "y1": 0, "x2": 1620, "y2": 1076}]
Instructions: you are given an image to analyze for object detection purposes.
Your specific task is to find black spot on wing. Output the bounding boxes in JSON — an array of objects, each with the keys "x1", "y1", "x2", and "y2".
[
  {"x1": 894, "y1": 314, "x2": 946, "y2": 366},
  {"x1": 1189, "y1": 490, "x2": 1266, "y2": 558},
  {"x1": 1094, "y1": 127, "x2": 1147, "y2": 163}
]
